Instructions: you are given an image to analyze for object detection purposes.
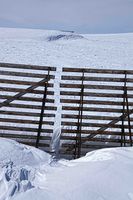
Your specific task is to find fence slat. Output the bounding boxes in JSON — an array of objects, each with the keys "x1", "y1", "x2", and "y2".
[
  {"x1": 0, "y1": 63, "x2": 56, "y2": 150},
  {"x1": 0, "y1": 62, "x2": 56, "y2": 71},
  {"x1": 61, "y1": 67, "x2": 133, "y2": 158}
]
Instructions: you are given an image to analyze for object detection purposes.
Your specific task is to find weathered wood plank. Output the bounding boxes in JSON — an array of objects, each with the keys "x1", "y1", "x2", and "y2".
[
  {"x1": 0, "y1": 79, "x2": 54, "y2": 87},
  {"x1": 0, "y1": 110, "x2": 55, "y2": 117},
  {"x1": 0, "y1": 133, "x2": 51, "y2": 140},
  {"x1": 61, "y1": 137, "x2": 129, "y2": 144},
  {"x1": 0, "y1": 95, "x2": 54, "y2": 103},
  {"x1": 62, "y1": 106, "x2": 123, "y2": 113},
  {"x1": 60, "y1": 91, "x2": 133, "y2": 98},
  {"x1": 61, "y1": 121, "x2": 133, "y2": 129},
  {"x1": 61, "y1": 100, "x2": 133, "y2": 106},
  {"x1": 62, "y1": 67, "x2": 133, "y2": 74},
  {"x1": 0, "y1": 118, "x2": 54, "y2": 125},
  {"x1": 0, "y1": 70, "x2": 55, "y2": 79},
  {"x1": 0, "y1": 77, "x2": 52, "y2": 108},
  {"x1": 0, "y1": 125, "x2": 53, "y2": 133},
  {"x1": 61, "y1": 143, "x2": 121, "y2": 149},
  {"x1": 62, "y1": 114, "x2": 133, "y2": 120},
  {"x1": 60, "y1": 83, "x2": 127, "y2": 90},
  {"x1": 61, "y1": 129, "x2": 132, "y2": 136},
  {"x1": 62, "y1": 75, "x2": 133, "y2": 82},
  {"x1": 0, "y1": 87, "x2": 54, "y2": 95},
  {"x1": 0, "y1": 62, "x2": 56, "y2": 71},
  {"x1": 6, "y1": 103, "x2": 56, "y2": 110}
]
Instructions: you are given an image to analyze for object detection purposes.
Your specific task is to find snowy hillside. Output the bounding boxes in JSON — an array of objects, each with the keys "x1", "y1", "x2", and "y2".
[
  {"x1": 0, "y1": 138, "x2": 133, "y2": 200},
  {"x1": 0, "y1": 27, "x2": 133, "y2": 69}
]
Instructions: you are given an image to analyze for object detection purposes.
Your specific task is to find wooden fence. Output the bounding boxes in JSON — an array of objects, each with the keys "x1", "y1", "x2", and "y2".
[
  {"x1": 60, "y1": 68, "x2": 133, "y2": 158},
  {"x1": 0, "y1": 63, "x2": 56, "y2": 151},
  {"x1": 1, "y1": 64, "x2": 133, "y2": 159}
]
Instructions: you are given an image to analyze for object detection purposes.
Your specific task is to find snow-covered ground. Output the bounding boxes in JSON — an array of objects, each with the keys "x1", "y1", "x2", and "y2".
[
  {"x1": 0, "y1": 27, "x2": 133, "y2": 69},
  {"x1": 0, "y1": 138, "x2": 133, "y2": 200},
  {"x1": 0, "y1": 27, "x2": 133, "y2": 199}
]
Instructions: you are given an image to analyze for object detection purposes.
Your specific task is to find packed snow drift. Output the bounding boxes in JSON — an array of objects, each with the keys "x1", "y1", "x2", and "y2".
[{"x1": 0, "y1": 139, "x2": 133, "y2": 200}]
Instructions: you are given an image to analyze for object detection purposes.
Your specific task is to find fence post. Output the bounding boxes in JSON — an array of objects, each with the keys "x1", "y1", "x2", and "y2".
[
  {"x1": 121, "y1": 72, "x2": 127, "y2": 146},
  {"x1": 36, "y1": 69, "x2": 50, "y2": 148},
  {"x1": 121, "y1": 71, "x2": 132, "y2": 147},
  {"x1": 74, "y1": 70, "x2": 85, "y2": 158}
]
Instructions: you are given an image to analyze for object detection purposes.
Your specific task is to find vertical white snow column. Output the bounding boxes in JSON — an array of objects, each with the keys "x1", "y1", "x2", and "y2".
[{"x1": 50, "y1": 66, "x2": 62, "y2": 158}]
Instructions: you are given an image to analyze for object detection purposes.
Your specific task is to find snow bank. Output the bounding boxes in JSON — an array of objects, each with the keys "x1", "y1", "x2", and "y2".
[
  {"x1": 0, "y1": 138, "x2": 51, "y2": 200},
  {"x1": 0, "y1": 139, "x2": 132, "y2": 200},
  {"x1": 0, "y1": 138, "x2": 51, "y2": 166}
]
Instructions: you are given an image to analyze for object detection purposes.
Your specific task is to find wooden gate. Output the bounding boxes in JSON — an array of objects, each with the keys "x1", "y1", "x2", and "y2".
[
  {"x1": 0, "y1": 63, "x2": 56, "y2": 152},
  {"x1": 60, "y1": 68, "x2": 133, "y2": 158}
]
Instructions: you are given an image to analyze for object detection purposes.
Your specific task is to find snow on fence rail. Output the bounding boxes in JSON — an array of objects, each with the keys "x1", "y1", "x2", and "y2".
[
  {"x1": 0, "y1": 63, "x2": 56, "y2": 151},
  {"x1": 60, "y1": 67, "x2": 133, "y2": 158}
]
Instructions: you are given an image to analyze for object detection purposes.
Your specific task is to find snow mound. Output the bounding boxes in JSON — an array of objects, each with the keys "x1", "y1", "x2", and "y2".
[
  {"x1": 5, "y1": 144, "x2": 133, "y2": 200},
  {"x1": 47, "y1": 33, "x2": 84, "y2": 41},
  {"x1": 0, "y1": 138, "x2": 51, "y2": 167},
  {"x1": 0, "y1": 138, "x2": 52, "y2": 199},
  {"x1": 0, "y1": 139, "x2": 133, "y2": 200}
]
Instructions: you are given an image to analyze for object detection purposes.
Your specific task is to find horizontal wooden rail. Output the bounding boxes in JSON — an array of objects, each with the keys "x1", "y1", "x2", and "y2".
[
  {"x1": 61, "y1": 129, "x2": 132, "y2": 136},
  {"x1": 0, "y1": 70, "x2": 55, "y2": 79},
  {"x1": 62, "y1": 67, "x2": 133, "y2": 74},
  {"x1": 62, "y1": 106, "x2": 123, "y2": 113},
  {"x1": 0, "y1": 110, "x2": 55, "y2": 117},
  {"x1": 0, "y1": 118, "x2": 54, "y2": 125},
  {"x1": 0, "y1": 95, "x2": 54, "y2": 103},
  {"x1": 0, "y1": 133, "x2": 51, "y2": 140},
  {"x1": 61, "y1": 121, "x2": 133, "y2": 129},
  {"x1": 0, "y1": 125, "x2": 53, "y2": 133},
  {"x1": 61, "y1": 92, "x2": 133, "y2": 98},
  {"x1": 0, "y1": 63, "x2": 56, "y2": 151},
  {"x1": 5, "y1": 103, "x2": 57, "y2": 110},
  {"x1": 0, "y1": 62, "x2": 56, "y2": 71},
  {"x1": 62, "y1": 114, "x2": 133, "y2": 120},
  {"x1": 62, "y1": 76, "x2": 133, "y2": 83},
  {"x1": 60, "y1": 67, "x2": 133, "y2": 158},
  {"x1": 60, "y1": 83, "x2": 133, "y2": 91},
  {"x1": 61, "y1": 100, "x2": 133, "y2": 106},
  {"x1": 0, "y1": 79, "x2": 54, "y2": 87},
  {"x1": 61, "y1": 138, "x2": 129, "y2": 144},
  {"x1": 0, "y1": 87, "x2": 54, "y2": 95}
]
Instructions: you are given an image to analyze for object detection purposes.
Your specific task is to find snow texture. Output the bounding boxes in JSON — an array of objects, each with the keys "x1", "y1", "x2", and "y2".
[
  {"x1": 0, "y1": 139, "x2": 133, "y2": 200},
  {"x1": 0, "y1": 27, "x2": 133, "y2": 69}
]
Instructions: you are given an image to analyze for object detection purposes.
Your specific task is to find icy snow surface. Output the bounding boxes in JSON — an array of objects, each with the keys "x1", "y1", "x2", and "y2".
[{"x1": 0, "y1": 139, "x2": 133, "y2": 200}]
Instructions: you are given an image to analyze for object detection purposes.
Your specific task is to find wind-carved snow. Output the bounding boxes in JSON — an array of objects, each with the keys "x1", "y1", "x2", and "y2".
[
  {"x1": 0, "y1": 138, "x2": 52, "y2": 199},
  {"x1": 47, "y1": 34, "x2": 84, "y2": 41},
  {"x1": 0, "y1": 139, "x2": 133, "y2": 200},
  {"x1": 4, "y1": 140, "x2": 133, "y2": 200}
]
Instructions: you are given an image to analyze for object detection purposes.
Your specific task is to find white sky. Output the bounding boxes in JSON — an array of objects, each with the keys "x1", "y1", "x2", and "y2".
[{"x1": 0, "y1": 0, "x2": 133, "y2": 33}]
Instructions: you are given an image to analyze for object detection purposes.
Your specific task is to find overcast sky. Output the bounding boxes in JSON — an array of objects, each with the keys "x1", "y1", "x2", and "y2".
[{"x1": 0, "y1": 0, "x2": 133, "y2": 33}]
